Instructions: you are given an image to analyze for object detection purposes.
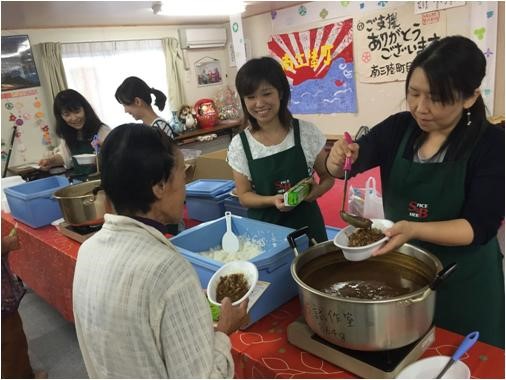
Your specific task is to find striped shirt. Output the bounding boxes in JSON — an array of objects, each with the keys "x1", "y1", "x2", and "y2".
[{"x1": 152, "y1": 117, "x2": 176, "y2": 140}]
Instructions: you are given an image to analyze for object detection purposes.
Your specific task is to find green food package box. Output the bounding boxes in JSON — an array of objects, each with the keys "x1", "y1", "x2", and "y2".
[{"x1": 283, "y1": 177, "x2": 312, "y2": 207}]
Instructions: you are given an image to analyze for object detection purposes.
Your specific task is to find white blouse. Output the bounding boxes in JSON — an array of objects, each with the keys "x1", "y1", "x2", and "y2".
[
  {"x1": 227, "y1": 119, "x2": 326, "y2": 180},
  {"x1": 54, "y1": 124, "x2": 111, "y2": 168}
]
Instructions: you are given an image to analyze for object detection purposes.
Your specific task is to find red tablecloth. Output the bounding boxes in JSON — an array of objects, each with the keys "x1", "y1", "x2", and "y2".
[
  {"x1": 231, "y1": 298, "x2": 504, "y2": 379},
  {"x1": 2, "y1": 212, "x2": 504, "y2": 379}
]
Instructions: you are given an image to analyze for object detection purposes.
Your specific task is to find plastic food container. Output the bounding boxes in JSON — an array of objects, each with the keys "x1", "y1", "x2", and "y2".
[
  {"x1": 171, "y1": 215, "x2": 309, "y2": 325},
  {"x1": 333, "y1": 219, "x2": 394, "y2": 261},
  {"x1": 207, "y1": 260, "x2": 258, "y2": 306},
  {"x1": 185, "y1": 179, "x2": 234, "y2": 221},
  {"x1": 1, "y1": 175, "x2": 26, "y2": 213},
  {"x1": 73, "y1": 153, "x2": 96, "y2": 165},
  {"x1": 4, "y1": 176, "x2": 70, "y2": 228}
]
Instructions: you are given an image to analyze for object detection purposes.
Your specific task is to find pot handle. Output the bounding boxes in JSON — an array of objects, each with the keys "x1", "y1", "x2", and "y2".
[
  {"x1": 403, "y1": 263, "x2": 458, "y2": 304},
  {"x1": 430, "y1": 262, "x2": 457, "y2": 290},
  {"x1": 404, "y1": 288, "x2": 432, "y2": 304},
  {"x1": 92, "y1": 186, "x2": 103, "y2": 196},
  {"x1": 81, "y1": 186, "x2": 104, "y2": 205},
  {"x1": 287, "y1": 226, "x2": 315, "y2": 257}
]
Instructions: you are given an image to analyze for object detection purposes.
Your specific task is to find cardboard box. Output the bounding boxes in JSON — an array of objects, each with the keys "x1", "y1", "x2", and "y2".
[{"x1": 192, "y1": 149, "x2": 233, "y2": 180}]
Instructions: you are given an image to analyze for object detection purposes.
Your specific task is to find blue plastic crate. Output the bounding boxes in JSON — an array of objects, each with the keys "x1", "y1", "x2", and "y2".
[
  {"x1": 186, "y1": 179, "x2": 234, "y2": 198},
  {"x1": 4, "y1": 176, "x2": 70, "y2": 228},
  {"x1": 325, "y1": 225, "x2": 340, "y2": 240},
  {"x1": 170, "y1": 215, "x2": 309, "y2": 325},
  {"x1": 186, "y1": 191, "x2": 229, "y2": 222},
  {"x1": 223, "y1": 196, "x2": 248, "y2": 217}
]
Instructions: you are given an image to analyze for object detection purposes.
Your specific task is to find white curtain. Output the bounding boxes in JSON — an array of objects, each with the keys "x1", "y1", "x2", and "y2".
[
  {"x1": 61, "y1": 40, "x2": 170, "y2": 129},
  {"x1": 33, "y1": 42, "x2": 68, "y2": 100},
  {"x1": 162, "y1": 37, "x2": 186, "y2": 112}
]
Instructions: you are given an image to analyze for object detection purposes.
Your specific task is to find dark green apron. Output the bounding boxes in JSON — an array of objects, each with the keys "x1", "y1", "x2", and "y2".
[
  {"x1": 383, "y1": 125, "x2": 504, "y2": 348},
  {"x1": 69, "y1": 139, "x2": 97, "y2": 181},
  {"x1": 240, "y1": 119, "x2": 327, "y2": 242}
]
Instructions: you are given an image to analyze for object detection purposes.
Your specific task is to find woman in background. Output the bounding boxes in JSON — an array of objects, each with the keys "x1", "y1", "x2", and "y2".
[
  {"x1": 227, "y1": 57, "x2": 334, "y2": 242},
  {"x1": 326, "y1": 36, "x2": 504, "y2": 347},
  {"x1": 38, "y1": 89, "x2": 110, "y2": 178},
  {"x1": 115, "y1": 76, "x2": 177, "y2": 139},
  {"x1": 116, "y1": 76, "x2": 182, "y2": 235}
]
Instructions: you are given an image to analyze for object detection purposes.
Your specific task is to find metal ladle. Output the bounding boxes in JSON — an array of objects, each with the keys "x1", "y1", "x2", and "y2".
[{"x1": 339, "y1": 132, "x2": 373, "y2": 229}]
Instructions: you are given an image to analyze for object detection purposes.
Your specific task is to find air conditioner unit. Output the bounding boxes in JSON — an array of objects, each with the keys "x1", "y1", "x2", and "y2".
[{"x1": 178, "y1": 27, "x2": 227, "y2": 49}]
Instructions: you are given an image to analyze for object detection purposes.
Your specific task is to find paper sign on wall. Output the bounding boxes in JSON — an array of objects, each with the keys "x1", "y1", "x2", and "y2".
[
  {"x1": 268, "y1": 19, "x2": 357, "y2": 114},
  {"x1": 414, "y1": 1, "x2": 465, "y2": 15},
  {"x1": 355, "y1": 3, "x2": 445, "y2": 83}
]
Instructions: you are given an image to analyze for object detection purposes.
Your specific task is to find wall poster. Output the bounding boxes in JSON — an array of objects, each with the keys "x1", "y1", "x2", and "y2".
[
  {"x1": 195, "y1": 57, "x2": 223, "y2": 87},
  {"x1": 354, "y1": 3, "x2": 445, "y2": 83},
  {"x1": 268, "y1": 19, "x2": 356, "y2": 114}
]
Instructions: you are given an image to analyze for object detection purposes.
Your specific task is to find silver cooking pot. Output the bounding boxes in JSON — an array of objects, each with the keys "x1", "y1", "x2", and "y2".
[
  {"x1": 53, "y1": 179, "x2": 106, "y2": 226},
  {"x1": 287, "y1": 227, "x2": 456, "y2": 351}
]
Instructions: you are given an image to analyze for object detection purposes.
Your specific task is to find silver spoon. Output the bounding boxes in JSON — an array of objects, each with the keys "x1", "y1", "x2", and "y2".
[{"x1": 339, "y1": 132, "x2": 372, "y2": 229}]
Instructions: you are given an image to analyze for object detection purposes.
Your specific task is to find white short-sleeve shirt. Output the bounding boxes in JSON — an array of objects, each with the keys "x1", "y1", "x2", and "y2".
[{"x1": 227, "y1": 119, "x2": 326, "y2": 181}]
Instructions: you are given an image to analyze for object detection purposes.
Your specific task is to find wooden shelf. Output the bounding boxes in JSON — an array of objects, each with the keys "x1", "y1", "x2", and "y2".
[{"x1": 174, "y1": 119, "x2": 242, "y2": 145}]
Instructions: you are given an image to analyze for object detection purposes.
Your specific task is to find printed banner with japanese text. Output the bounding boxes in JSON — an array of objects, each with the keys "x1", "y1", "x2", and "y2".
[
  {"x1": 268, "y1": 19, "x2": 356, "y2": 114},
  {"x1": 355, "y1": 4, "x2": 445, "y2": 83}
]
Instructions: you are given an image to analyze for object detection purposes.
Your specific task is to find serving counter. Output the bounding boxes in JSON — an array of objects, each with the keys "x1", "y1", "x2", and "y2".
[{"x1": 2, "y1": 212, "x2": 504, "y2": 379}]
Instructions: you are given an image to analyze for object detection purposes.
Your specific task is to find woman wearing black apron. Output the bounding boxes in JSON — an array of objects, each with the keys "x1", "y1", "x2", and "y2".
[
  {"x1": 38, "y1": 89, "x2": 110, "y2": 181},
  {"x1": 227, "y1": 57, "x2": 334, "y2": 243},
  {"x1": 326, "y1": 36, "x2": 504, "y2": 348}
]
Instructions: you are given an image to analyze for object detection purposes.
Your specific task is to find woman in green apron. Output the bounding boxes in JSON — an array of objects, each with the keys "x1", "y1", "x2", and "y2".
[
  {"x1": 227, "y1": 57, "x2": 334, "y2": 242},
  {"x1": 38, "y1": 89, "x2": 110, "y2": 181},
  {"x1": 326, "y1": 36, "x2": 504, "y2": 348}
]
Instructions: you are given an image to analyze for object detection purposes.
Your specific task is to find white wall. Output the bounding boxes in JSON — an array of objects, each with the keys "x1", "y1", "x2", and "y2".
[
  {"x1": 239, "y1": 3, "x2": 501, "y2": 137},
  {"x1": 1, "y1": 25, "x2": 234, "y2": 168},
  {"x1": 1, "y1": 2, "x2": 504, "y2": 170}
]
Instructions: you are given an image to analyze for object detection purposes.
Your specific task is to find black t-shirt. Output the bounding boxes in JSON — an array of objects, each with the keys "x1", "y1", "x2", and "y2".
[{"x1": 350, "y1": 111, "x2": 504, "y2": 245}]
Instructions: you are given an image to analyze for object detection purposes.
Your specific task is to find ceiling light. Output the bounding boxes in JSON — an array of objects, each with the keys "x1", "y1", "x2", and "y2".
[{"x1": 153, "y1": 0, "x2": 245, "y2": 16}]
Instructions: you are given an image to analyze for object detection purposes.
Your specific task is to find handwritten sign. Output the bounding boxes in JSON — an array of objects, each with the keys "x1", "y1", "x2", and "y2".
[
  {"x1": 303, "y1": 302, "x2": 356, "y2": 342},
  {"x1": 1, "y1": 88, "x2": 38, "y2": 99},
  {"x1": 355, "y1": 3, "x2": 444, "y2": 83},
  {"x1": 268, "y1": 19, "x2": 357, "y2": 114},
  {"x1": 414, "y1": 1, "x2": 465, "y2": 15}
]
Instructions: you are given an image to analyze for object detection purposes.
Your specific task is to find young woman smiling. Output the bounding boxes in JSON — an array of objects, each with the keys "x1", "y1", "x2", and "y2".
[
  {"x1": 227, "y1": 57, "x2": 334, "y2": 243},
  {"x1": 326, "y1": 36, "x2": 504, "y2": 348},
  {"x1": 38, "y1": 89, "x2": 110, "y2": 178}
]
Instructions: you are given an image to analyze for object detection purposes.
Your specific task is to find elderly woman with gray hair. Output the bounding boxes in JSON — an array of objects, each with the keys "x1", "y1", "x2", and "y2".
[{"x1": 73, "y1": 124, "x2": 248, "y2": 378}]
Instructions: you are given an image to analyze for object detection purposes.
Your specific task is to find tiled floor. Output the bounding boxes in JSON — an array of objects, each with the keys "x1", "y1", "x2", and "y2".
[{"x1": 18, "y1": 289, "x2": 87, "y2": 379}]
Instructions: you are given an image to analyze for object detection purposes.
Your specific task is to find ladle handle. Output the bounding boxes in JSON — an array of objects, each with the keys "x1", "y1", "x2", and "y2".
[
  {"x1": 343, "y1": 132, "x2": 353, "y2": 172},
  {"x1": 430, "y1": 262, "x2": 457, "y2": 290},
  {"x1": 452, "y1": 331, "x2": 479, "y2": 361}
]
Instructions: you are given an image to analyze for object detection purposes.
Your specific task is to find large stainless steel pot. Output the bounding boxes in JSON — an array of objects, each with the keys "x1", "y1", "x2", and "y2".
[
  {"x1": 288, "y1": 228, "x2": 450, "y2": 351},
  {"x1": 53, "y1": 180, "x2": 106, "y2": 226}
]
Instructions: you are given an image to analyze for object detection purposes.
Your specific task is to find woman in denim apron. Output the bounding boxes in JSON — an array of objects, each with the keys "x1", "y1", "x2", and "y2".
[
  {"x1": 227, "y1": 57, "x2": 334, "y2": 242},
  {"x1": 326, "y1": 36, "x2": 504, "y2": 347}
]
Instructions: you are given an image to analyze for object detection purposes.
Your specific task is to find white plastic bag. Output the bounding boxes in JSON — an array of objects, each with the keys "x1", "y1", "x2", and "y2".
[
  {"x1": 347, "y1": 176, "x2": 384, "y2": 219},
  {"x1": 363, "y1": 177, "x2": 384, "y2": 219}
]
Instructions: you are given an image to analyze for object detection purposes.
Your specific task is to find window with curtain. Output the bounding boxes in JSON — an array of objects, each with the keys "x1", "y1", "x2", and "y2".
[{"x1": 61, "y1": 39, "x2": 171, "y2": 129}]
